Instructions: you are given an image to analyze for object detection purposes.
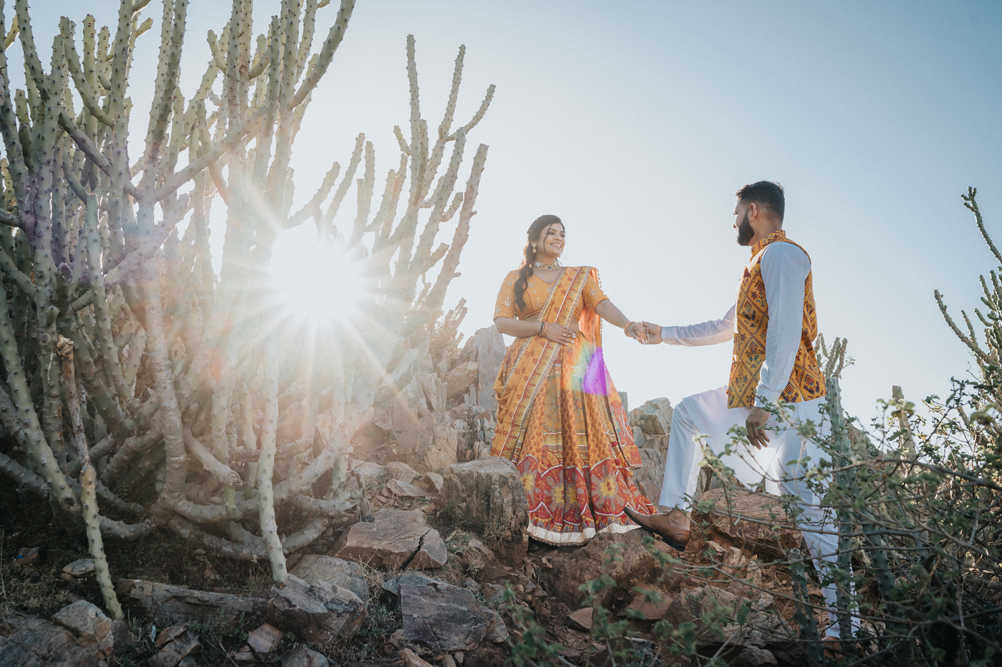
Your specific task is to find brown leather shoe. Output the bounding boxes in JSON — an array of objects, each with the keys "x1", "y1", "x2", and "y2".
[{"x1": 623, "y1": 506, "x2": 690, "y2": 551}]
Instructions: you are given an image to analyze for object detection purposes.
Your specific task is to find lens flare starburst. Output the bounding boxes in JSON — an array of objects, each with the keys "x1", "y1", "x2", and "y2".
[{"x1": 269, "y1": 230, "x2": 373, "y2": 329}]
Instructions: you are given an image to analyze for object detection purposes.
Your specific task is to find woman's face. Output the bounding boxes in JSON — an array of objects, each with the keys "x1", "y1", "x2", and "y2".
[{"x1": 535, "y1": 223, "x2": 565, "y2": 260}]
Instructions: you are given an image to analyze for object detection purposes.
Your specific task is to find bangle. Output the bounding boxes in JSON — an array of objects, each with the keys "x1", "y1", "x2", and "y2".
[
  {"x1": 624, "y1": 321, "x2": 636, "y2": 337},
  {"x1": 541, "y1": 323, "x2": 548, "y2": 338},
  {"x1": 539, "y1": 322, "x2": 544, "y2": 336}
]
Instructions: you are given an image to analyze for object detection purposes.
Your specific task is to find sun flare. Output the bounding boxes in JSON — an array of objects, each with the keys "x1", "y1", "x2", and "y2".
[{"x1": 269, "y1": 230, "x2": 373, "y2": 328}]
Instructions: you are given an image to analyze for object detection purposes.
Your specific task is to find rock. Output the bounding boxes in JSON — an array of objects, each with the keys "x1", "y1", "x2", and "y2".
[
  {"x1": 387, "y1": 461, "x2": 419, "y2": 484},
  {"x1": 281, "y1": 645, "x2": 330, "y2": 667},
  {"x1": 332, "y1": 509, "x2": 447, "y2": 570},
  {"x1": 110, "y1": 619, "x2": 137, "y2": 652},
  {"x1": 399, "y1": 648, "x2": 436, "y2": 667},
  {"x1": 117, "y1": 580, "x2": 268, "y2": 632},
  {"x1": 395, "y1": 412, "x2": 459, "y2": 473},
  {"x1": 632, "y1": 426, "x2": 647, "y2": 449},
  {"x1": 61, "y1": 558, "x2": 96, "y2": 582},
  {"x1": 247, "y1": 623, "x2": 283, "y2": 655},
  {"x1": 400, "y1": 584, "x2": 503, "y2": 651},
  {"x1": 0, "y1": 615, "x2": 111, "y2": 667},
  {"x1": 733, "y1": 647, "x2": 778, "y2": 666},
  {"x1": 351, "y1": 461, "x2": 388, "y2": 488},
  {"x1": 386, "y1": 479, "x2": 432, "y2": 498},
  {"x1": 695, "y1": 488, "x2": 802, "y2": 560},
  {"x1": 546, "y1": 529, "x2": 676, "y2": 608},
  {"x1": 436, "y1": 457, "x2": 529, "y2": 565},
  {"x1": 459, "y1": 537, "x2": 494, "y2": 571},
  {"x1": 382, "y1": 573, "x2": 452, "y2": 598},
  {"x1": 460, "y1": 327, "x2": 507, "y2": 414},
  {"x1": 622, "y1": 591, "x2": 671, "y2": 621},
  {"x1": 290, "y1": 555, "x2": 369, "y2": 602},
  {"x1": 424, "y1": 471, "x2": 444, "y2": 493},
  {"x1": 52, "y1": 600, "x2": 113, "y2": 655},
  {"x1": 266, "y1": 575, "x2": 366, "y2": 644},
  {"x1": 444, "y1": 361, "x2": 479, "y2": 399},
  {"x1": 665, "y1": 586, "x2": 794, "y2": 651},
  {"x1": 567, "y1": 607, "x2": 593, "y2": 631},
  {"x1": 150, "y1": 625, "x2": 200, "y2": 667},
  {"x1": 632, "y1": 447, "x2": 667, "y2": 509},
  {"x1": 631, "y1": 398, "x2": 673, "y2": 436}
]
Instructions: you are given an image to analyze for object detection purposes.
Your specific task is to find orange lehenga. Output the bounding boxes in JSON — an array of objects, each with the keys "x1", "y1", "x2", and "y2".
[{"x1": 491, "y1": 266, "x2": 657, "y2": 545}]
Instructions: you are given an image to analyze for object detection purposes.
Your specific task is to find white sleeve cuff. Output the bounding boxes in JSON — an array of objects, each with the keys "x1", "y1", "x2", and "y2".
[{"x1": 754, "y1": 386, "x2": 782, "y2": 407}]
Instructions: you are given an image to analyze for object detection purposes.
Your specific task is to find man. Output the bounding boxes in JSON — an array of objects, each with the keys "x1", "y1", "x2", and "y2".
[{"x1": 625, "y1": 181, "x2": 843, "y2": 642}]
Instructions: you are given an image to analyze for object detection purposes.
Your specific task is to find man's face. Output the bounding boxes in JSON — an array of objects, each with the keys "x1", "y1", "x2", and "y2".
[{"x1": 734, "y1": 201, "x2": 754, "y2": 246}]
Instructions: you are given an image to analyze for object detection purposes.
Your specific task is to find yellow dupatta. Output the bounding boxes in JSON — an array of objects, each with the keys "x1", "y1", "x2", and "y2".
[{"x1": 491, "y1": 267, "x2": 642, "y2": 469}]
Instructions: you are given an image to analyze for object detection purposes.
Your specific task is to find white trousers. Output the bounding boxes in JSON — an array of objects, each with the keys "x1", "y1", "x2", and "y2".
[{"x1": 659, "y1": 386, "x2": 845, "y2": 638}]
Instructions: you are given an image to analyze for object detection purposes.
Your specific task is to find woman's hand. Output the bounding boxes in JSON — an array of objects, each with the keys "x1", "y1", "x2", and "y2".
[
  {"x1": 542, "y1": 322, "x2": 577, "y2": 346},
  {"x1": 625, "y1": 322, "x2": 649, "y2": 343}
]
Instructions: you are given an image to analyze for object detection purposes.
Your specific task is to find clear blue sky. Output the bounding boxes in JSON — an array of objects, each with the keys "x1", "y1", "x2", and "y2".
[{"x1": 15, "y1": 1, "x2": 1002, "y2": 423}]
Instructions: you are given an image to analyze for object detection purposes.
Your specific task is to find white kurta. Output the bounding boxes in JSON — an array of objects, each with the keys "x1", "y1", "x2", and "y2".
[{"x1": 656, "y1": 239, "x2": 846, "y2": 637}]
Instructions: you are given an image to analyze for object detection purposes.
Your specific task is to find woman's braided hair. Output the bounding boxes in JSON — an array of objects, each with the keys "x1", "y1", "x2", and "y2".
[{"x1": 514, "y1": 215, "x2": 563, "y2": 313}]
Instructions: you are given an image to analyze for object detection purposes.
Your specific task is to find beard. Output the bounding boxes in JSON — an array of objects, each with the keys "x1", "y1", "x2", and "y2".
[{"x1": 736, "y1": 211, "x2": 754, "y2": 246}]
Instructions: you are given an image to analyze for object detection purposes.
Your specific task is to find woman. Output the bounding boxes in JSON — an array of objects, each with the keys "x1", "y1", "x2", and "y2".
[{"x1": 491, "y1": 215, "x2": 658, "y2": 545}]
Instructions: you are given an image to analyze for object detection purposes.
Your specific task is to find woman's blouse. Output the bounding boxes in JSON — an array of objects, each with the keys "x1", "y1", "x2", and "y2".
[{"x1": 494, "y1": 269, "x2": 608, "y2": 321}]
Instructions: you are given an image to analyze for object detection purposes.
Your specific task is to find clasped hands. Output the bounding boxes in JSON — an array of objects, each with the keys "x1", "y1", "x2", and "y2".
[{"x1": 625, "y1": 321, "x2": 662, "y2": 345}]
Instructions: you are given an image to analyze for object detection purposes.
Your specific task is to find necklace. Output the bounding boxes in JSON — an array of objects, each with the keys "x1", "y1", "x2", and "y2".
[{"x1": 534, "y1": 259, "x2": 561, "y2": 271}]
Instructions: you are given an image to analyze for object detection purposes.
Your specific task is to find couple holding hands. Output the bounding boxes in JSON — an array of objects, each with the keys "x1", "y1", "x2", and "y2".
[{"x1": 491, "y1": 181, "x2": 843, "y2": 640}]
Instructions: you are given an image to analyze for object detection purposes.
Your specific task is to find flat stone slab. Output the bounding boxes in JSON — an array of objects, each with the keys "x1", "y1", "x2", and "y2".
[
  {"x1": 291, "y1": 555, "x2": 369, "y2": 601},
  {"x1": 266, "y1": 575, "x2": 365, "y2": 645},
  {"x1": 400, "y1": 584, "x2": 501, "y2": 651},
  {"x1": 331, "y1": 509, "x2": 447, "y2": 569},
  {"x1": 0, "y1": 615, "x2": 111, "y2": 667},
  {"x1": 117, "y1": 579, "x2": 267, "y2": 632}
]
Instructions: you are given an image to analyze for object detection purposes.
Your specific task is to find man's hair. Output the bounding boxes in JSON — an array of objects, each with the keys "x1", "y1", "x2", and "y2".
[{"x1": 736, "y1": 181, "x2": 785, "y2": 222}]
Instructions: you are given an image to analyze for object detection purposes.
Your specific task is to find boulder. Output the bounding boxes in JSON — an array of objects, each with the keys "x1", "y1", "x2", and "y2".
[
  {"x1": 632, "y1": 447, "x2": 667, "y2": 509},
  {"x1": 332, "y1": 509, "x2": 448, "y2": 569},
  {"x1": 290, "y1": 554, "x2": 369, "y2": 601},
  {"x1": 387, "y1": 461, "x2": 419, "y2": 484},
  {"x1": 546, "y1": 529, "x2": 677, "y2": 608},
  {"x1": 664, "y1": 586, "x2": 795, "y2": 651},
  {"x1": 460, "y1": 327, "x2": 507, "y2": 414},
  {"x1": 436, "y1": 457, "x2": 529, "y2": 565},
  {"x1": 52, "y1": 600, "x2": 113, "y2": 656},
  {"x1": 621, "y1": 591, "x2": 671, "y2": 621},
  {"x1": 733, "y1": 646, "x2": 778, "y2": 666},
  {"x1": 400, "y1": 583, "x2": 506, "y2": 651},
  {"x1": 386, "y1": 479, "x2": 432, "y2": 498},
  {"x1": 246, "y1": 623, "x2": 283, "y2": 655},
  {"x1": 382, "y1": 573, "x2": 452, "y2": 598},
  {"x1": 150, "y1": 625, "x2": 200, "y2": 667},
  {"x1": 695, "y1": 488, "x2": 802, "y2": 560},
  {"x1": 282, "y1": 645, "x2": 330, "y2": 667},
  {"x1": 351, "y1": 461, "x2": 388, "y2": 489},
  {"x1": 0, "y1": 615, "x2": 111, "y2": 667},
  {"x1": 631, "y1": 398, "x2": 673, "y2": 436},
  {"x1": 444, "y1": 361, "x2": 480, "y2": 399},
  {"x1": 117, "y1": 580, "x2": 268, "y2": 632},
  {"x1": 395, "y1": 414, "x2": 459, "y2": 473},
  {"x1": 266, "y1": 575, "x2": 366, "y2": 644}
]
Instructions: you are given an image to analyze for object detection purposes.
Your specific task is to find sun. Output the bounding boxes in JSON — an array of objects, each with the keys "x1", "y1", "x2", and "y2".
[{"x1": 269, "y1": 228, "x2": 373, "y2": 329}]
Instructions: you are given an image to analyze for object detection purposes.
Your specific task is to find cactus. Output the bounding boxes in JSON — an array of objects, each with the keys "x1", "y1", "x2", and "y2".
[{"x1": 0, "y1": 0, "x2": 493, "y2": 615}]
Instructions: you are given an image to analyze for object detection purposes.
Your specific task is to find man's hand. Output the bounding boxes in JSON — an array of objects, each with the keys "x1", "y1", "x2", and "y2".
[
  {"x1": 642, "y1": 322, "x2": 662, "y2": 343},
  {"x1": 745, "y1": 407, "x2": 771, "y2": 449}
]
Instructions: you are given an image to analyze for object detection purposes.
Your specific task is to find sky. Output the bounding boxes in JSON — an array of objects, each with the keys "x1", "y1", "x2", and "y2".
[{"x1": 12, "y1": 1, "x2": 1002, "y2": 424}]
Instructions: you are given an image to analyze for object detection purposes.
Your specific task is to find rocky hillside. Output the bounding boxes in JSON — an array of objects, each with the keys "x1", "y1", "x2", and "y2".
[{"x1": 0, "y1": 327, "x2": 830, "y2": 666}]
